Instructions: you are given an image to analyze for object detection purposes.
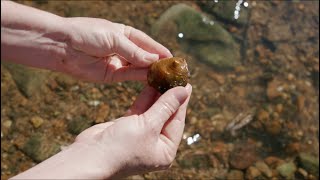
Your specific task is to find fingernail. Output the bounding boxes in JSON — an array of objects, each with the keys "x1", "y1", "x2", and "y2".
[
  {"x1": 144, "y1": 53, "x2": 159, "y2": 62},
  {"x1": 185, "y1": 84, "x2": 191, "y2": 90}
]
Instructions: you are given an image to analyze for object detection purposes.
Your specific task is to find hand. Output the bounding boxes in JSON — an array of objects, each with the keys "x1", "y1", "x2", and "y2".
[
  {"x1": 12, "y1": 85, "x2": 192, "y2": 179},
  {"x1": 75, "y1": 84, "x2": 192, "y2": 178},
  {"x1": 60, "y1": 17, "x2": 172, "y2": 83}
]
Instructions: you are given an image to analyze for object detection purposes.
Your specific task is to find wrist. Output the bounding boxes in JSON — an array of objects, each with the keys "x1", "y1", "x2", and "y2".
[{"x1": 12, "y1": 141, "x2": 120, "y2": 179}]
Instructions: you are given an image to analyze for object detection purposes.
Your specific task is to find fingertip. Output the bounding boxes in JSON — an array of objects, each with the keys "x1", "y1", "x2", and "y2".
[
  {"x1": 185, "y1": 83, "x2": 192, "y2": 94},
  {"x1": 164, "y1": 49, "x2": 173, "y2": 58},
  {"x1": 168, "y1": 86, "x2": 188, "y2": 105}
]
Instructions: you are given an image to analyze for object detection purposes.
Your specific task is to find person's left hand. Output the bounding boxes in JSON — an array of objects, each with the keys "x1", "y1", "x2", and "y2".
[{"x1": 59, "y1": 17, "x2": 172, "y2": 83}]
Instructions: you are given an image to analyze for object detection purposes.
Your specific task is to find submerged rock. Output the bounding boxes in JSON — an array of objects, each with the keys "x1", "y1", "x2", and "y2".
[
  {"x1": 197, "y1": 0, "x2": 249, "y2": 25},
  {"x1": 2, "y1": 62, "x2": 49, "y2": 98},
  {"x1": 229, "y1": 145, "x2": 258, "y2": 170},
  {"x1": 227, "y1": 170, "x2": 244, "y2": 180},
  {"x1": 21, "y1": 134, "x2": 60, "y2": 162},
  {"x1": 178, "y1": 153, "x2": 213, "y2": 169},
  {"x1": 152, "y1": 4, "x2": 240, "y2": 70},
  {"x1": 245, "y1": 166, "x2": 261, "y2": 180},
  {"x1": 276, "y1": 161, "x2": 297, "y2": 179},
  {"x1": 67, "y1": 116, "x2": 93, "y2": 135}
]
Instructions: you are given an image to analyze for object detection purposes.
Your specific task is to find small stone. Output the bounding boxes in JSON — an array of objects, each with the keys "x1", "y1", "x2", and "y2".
[
  {"x1": 246, "y1": 166, "x2": 261, "y2": 180},
  {"x1": 210, "y1": 73, "x2": 225, "y2": 85},
  {"x1": 30, "y1": 116, "x2": 44, "y2": 128},
  {"x1": 264, "y1": 119, "x2": 282, "y2": 135},
  {"x1": 296, "y1": 153, "x2": 319, "y2": 177},
  {"x1": 3, "y1": 120, "x2": 12, "y2": 128},
  {"x1": 95, "y1": 104, "x2": 110, "y2": 123},
  {"x1": 21, "y1": 134, "x2": 60, "y2": 162},
  {"x1": 255, "y1": 161, "x2": 273, "y2": 178},
  {"x1": 227, "y1": 170, "x2": 244, "y2": 180},
  {"x1": 267, "y1": 79, "x2": 282, "y2": 100},
  {"x1": 297, "y1": 95, "x2": 305, "y2": 112},
  {"x1": 257, "y1": 109, "x2": 270, "y2": 121},
  {"x1": 178, "y1": 153, "x2": 213, "y2": 169},
  {"x1": 275, "y1": 104, "x2": 283, "y2": 113},
  {"x1": 67, "y1": 116, "x2": 92, "y2": 135},
  {"x1": 229, "y1": 145, "x2": 258, "y2": 170},
  {"x1": 265, "y1": 156, "x2": 285, "y2": 169},
  {"x1": 285, "y1": 142, "x2": 301, "y2": 155},
  {"x1": 236, "y1": 75, "x2": 247, "y2": 83},
  {"x1": 276, "y1": 162, "x2": 297, "y2": 179},
  {"x1": 287, "y1": 73, "x2": 295, "y2": 81}
]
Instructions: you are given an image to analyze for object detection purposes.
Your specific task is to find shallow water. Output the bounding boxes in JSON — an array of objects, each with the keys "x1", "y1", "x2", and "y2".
[{"x1": 1, "y1": 0, "x2": 319, "y2": 179}]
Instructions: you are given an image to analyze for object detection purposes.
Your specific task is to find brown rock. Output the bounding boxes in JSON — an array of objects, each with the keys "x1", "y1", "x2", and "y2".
[
  {"x1": 246, "y1": 166, "x2": 261, "y2": 180},
  {"x1": 255, "y1": 161, "x2": 273, "y2": 178},
  {"x1": 285, "y1": 142, "x2": 301, "y2": 155},
  {"x1": 264, "y1": 119, "x2": 282, "y2": 135},
  {"x1": 267, "y1": 79, "x2": 282, "y2": 100},
  {"x1": 229, "y1": 145, "x2": 258, "y2": 170},
  {"x1": 265, "y1": 156, "x2": 285, "y2": 169},
  {"x1": 257, "y1": 109, "x2": 270, "y2": 121},
  {"x1": 227, "y1": 170, "x2": 244, "y2": 180},
  {"x1": 209, "y1": 73, "x2": 225, "y2": 85},
  {"x1": 297, "y1": 95, "x2": 305, "y2": 112},
  {"x1": 95, "y1": 104, "x2": 110, "y2": 123},
  {"x1": 30, "y1": 116, "x2": 44, "y2": 128},
  {"x1": 275, "y1": 104, "x2": 283, "y2": 113}
]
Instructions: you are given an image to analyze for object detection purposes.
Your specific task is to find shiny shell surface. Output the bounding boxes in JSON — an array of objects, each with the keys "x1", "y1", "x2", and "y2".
[{"x1": 147, "y1": 57, "x2": 189, "y2": 94}]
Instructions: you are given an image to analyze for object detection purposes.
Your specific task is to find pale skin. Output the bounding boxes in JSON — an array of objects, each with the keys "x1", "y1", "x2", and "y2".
[{"x1": 1, "y1": 1, "x2": 192, "y2": 179}]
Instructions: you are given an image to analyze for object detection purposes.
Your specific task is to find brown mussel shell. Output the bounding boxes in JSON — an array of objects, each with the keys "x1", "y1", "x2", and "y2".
[{"x1": 147, "y1": 57, "x2": 190, "y2": 94}]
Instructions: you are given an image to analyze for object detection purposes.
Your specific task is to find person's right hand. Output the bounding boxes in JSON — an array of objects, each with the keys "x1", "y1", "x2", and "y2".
[
  {"x1": 13, "y1": 85, "x2": 192, "y2": 179},
  {"x1": 74, "y1": 84, "x2": 192, "y2": 178}
]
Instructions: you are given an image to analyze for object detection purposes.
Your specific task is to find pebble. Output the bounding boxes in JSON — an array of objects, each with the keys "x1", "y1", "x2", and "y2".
[
  {"x1": 255, "y1": 161, "x2": 273, "y2": 178},
  {"x1": 210, "y1": 73, "x2": 225, "y2": 85},
  {"x1": 30, "y1": 116, "x2": 44, "y2": 128},
  {"x1": 229, "y1": 145, "x2": 258, "y2": 170},
  {"x1": 236, "y1": 75, "x2": 247, "y2": 83},
  {"x1": 257, "y1": 109, "x2": 269, "y2": 121},
  {"x1": 95, "y1": 104, "x2": 110, "y2": 123},
  {"x1": 3, "y1": 120, "x2": 12, "y2": 128},
  {"x1": 246, "y1": 166, "x2": 261, "y2": 179},
  {"x1": 285, "y1": 142, "x2": 301, "y2": 155},
  {"x1": 265, "y1": 119, "x2": 282, "y2": 135},
  {"x1": 227, "y1": 170, "x2": 244, "y2": 180},
  {"x1": 287, "y1": 73, "x2": 295, "y2": 81},
  {"x1": 264, "y1": 156, "x2": 285, "y2": 168},
  {"x1": 267, "y1": 79, "x2": 283, "y2": 99},
  {"x1": 297, "y1": 95, "x2": 305, "y2": 112},
  {"x1": 276, "y1": 161, "x2": 297, "y2": 179},
  {"x1": 275, "y1": 104, "x2": 283, "y2": 113}
]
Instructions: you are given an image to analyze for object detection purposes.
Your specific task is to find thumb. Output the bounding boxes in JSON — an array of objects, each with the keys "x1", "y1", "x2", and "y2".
[
  {"x1": 111, "y1": 34, "x2": 159, "y2": 67},
  {"x1": 143, "y1": 86, "x2": 188, "y2": 129}
]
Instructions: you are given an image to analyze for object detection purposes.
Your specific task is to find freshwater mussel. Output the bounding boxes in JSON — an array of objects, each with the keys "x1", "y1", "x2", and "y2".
[{"x1": 147, "y1": 57, "x2": 190, "y2": 94}]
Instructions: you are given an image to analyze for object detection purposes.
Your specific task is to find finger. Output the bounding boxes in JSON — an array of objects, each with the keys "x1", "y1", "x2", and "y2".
[
  {"x1": 161, "y1": 84, "x2": 192, "y2": 146},
  {"x1": 75, "y1": 122, "x2": 115, "y2": 142},
  {"x1": 112, "y1": 34, "x2": 159, "y2": 67},
  {"x1": 125, "y1": 86, "x2": 159, "y2": 116},
  {"x1": 111, "y1": 66, "x2": 149, "y2": 82},
  {"x1": 124, "y1": 26, "x2": 173, "y2": 58},
  {"x1": 143, "y1": 86, "x2": 188, "y2": 129}
]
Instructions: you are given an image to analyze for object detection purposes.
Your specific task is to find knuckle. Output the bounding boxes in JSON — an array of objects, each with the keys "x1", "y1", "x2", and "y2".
[
  {"x1": 161, "y1": 100, "x2": 177, "y2": 117},
  {"x1": 124, "y1": 25, "x2": 133, "y2": 38}
]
